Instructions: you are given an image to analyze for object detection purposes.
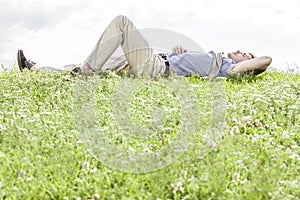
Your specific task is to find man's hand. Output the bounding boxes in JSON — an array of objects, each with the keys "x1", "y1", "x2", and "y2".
[{"x1": 172, "y1": 45, "x2": 188, "y2": 55}]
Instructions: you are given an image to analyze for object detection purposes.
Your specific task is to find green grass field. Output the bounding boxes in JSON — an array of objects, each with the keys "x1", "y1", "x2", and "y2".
[{"x1": 0, "y1": 69, "x2": 299, "y2": 199}]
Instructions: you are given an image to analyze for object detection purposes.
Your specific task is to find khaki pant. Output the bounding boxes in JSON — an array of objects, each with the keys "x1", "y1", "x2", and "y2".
[{"x1": 84, "y1": 15, "x2": 167, "y2": 76}]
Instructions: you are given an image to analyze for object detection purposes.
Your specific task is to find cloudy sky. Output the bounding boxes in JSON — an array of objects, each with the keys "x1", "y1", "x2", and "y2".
[{"x1": 1, "y1": 0, "x2": 300, "y2": 71}]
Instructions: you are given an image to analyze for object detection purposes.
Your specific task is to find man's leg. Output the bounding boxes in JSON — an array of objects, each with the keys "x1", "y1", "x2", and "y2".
[
  {"x1": 83, "y1": 15, "x2": 166, "y2": 76},
  {"x1": 34, "y1": 64, "x2": 81, "y2": 73},
  {"x1": 17, "y1": 49, "x2": 80, "y2": 73}
]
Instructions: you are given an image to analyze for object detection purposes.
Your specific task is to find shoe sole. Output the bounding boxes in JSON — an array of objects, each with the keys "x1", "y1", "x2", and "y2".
[{"x1": 17, "y1": 50, "x2": 24, "y2": 71}]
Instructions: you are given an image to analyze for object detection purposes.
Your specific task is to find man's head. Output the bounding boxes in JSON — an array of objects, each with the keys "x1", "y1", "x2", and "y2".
[{"x1": 228, "y1": 50, "x2": 255, "y2": 63}]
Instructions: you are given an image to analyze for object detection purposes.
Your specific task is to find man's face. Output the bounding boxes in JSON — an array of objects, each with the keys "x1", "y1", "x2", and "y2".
[{"x1": 228, "y1": 50, "x2": 253, "y2": 63}]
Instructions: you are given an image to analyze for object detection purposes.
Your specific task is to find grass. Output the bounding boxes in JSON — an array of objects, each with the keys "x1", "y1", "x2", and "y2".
[{"x1": 0, "y1": 69, "x2": 299, "y2": 199}]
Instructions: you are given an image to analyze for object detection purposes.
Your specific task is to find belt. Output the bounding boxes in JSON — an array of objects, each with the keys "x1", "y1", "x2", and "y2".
[{"x1": 158, "y1": 53, "x2": 171, "y2": 77}]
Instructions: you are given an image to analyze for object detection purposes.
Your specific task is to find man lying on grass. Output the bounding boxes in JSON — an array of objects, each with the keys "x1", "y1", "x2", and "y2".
[{"x1": 17, "y1": 15, "x2": 272, "y2": 78}]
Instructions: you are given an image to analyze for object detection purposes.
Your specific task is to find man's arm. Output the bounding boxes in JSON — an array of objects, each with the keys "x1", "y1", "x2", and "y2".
[{"x1": 232, "y1": 56, "x2": 272, "y2": 75}]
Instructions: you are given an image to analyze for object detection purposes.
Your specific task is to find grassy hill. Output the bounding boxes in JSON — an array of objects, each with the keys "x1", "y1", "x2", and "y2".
[{"x1": 0, "y1": 70, "x2": 299, "y2": 199}]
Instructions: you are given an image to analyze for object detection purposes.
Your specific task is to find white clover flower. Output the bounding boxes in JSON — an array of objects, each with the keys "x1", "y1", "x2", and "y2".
[
  {"x1": 153, "y1": 151, "x2": 160, "y2": 157},
  {"x1": 19, "y1": 128, "x2": 28, "y2": 132},
  {"x1": 208, "y1": 141, "x2": 217, "y2": 149},
  {"x1": 232, "y1": 173, "x2": 240, "y2": 183},
  {"x1": 288, "y1": 105, "x2": 298, "y2": 110},
  {"x1": 250, "y1": 110, "x2": 257, "y2": 115},
  {"x1": 286, "y1": 147, "x2": 292, "y2": 153},
  {"x1": 163, "y1": 127, "x2": 173, "y2": 131},
  {"x1": 254, "y1": 134, "x2": 261, "y2": 139},
  {"x1": 269, "y1": 107, "x2": 275, "y2": 112},
  {"x1": 170, "y1": 183, "x2": 175, "y2": 189},
  {"x1": 275, "y1": 147, "x2": 281, "y2": 152},
  {"x1": 264, "y1": 124, "x2": 270, "y2": 129},
  {"x1": 176, "y1": 182, "x2": 184, "y2": 192},
  {"x1": 143, "y1": 147, "x2": 151, "y2": 153},
  {"x1": 235, "y1": 160, "x2": 244, "y2": 166},
  {"x1": 181, "y1": 171, "x2": 188, "y2": 179},
  {"x1": 290, "y1": 181, "x2": 298, "y2": 188},
  {"x1": 82, "y1": 162, "x2": 90, "y2": 171},
  {"x1": 267, "y1": 192, "x2": 273, "y2": 198},
  {"x1": 90, "y1": 168, "x2": 98, "y2": 173},
  {"x1": 232, "y1": 117, "x2": 239, "y2": 124},
  {"x1": 249, "y1": 134, "x2": 261, "y2": 142},
  {"x1": 256, "y1": 121, "x2": 263, "y2": 128},
  {"x1": 289, "y1": 153, "x2": 299, "y2": 160},
  {"x1": 170, "y1": 182, "x2": 184, "y2": 193},
  {"x1": 240, "y1": 179, "x2": 248, "y2": 184},
  {"x1": 128, "y1": 147, "x2": 135, "y2": 152},
  {"x1": 231, "y1": 126, "x2": 240, "y2": 134},
  {"x1": 228, "y1": 130, "x2": 234, "y2": 135},
  {"x1": 246, "y1": 121, "x2": 252, "y2": 127},
  {"x1": 291, "y1": 145, "x2": 299, "y2": 149},
  {"x1": 76, "y1": 140, "x2": 86, "y2": 144},
  {"x1": 242, "y1": 116, "x2": 252, "y2": 122},
  {"x1": 282, "y1": 131, "x2": 289, "y2": 139},
  {"x1": 278, "y1": 180, "x2": 287, "y2": 185},
  {"x1": 188, "y1": 175, "x2": 196, "y2": 182},
  {"x1": 93, "y1": 194, "x2": 100, "y2": 200},
  {"x1": 18, "y1": 170, "x2": 26, "y2": 179}
]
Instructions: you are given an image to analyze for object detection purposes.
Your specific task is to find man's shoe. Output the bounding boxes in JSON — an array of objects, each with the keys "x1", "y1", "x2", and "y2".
[
  {"x1": 71, "y1": 67, "x2": 82, "y2": 75},
  {"x1": 17, "y1": 50, "x2": 36, "y2": 71}
]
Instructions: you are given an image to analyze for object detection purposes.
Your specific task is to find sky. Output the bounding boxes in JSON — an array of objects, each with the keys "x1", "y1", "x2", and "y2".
[{"x1": 1, "y1": 0, "x2": 300, "y2": 72}]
